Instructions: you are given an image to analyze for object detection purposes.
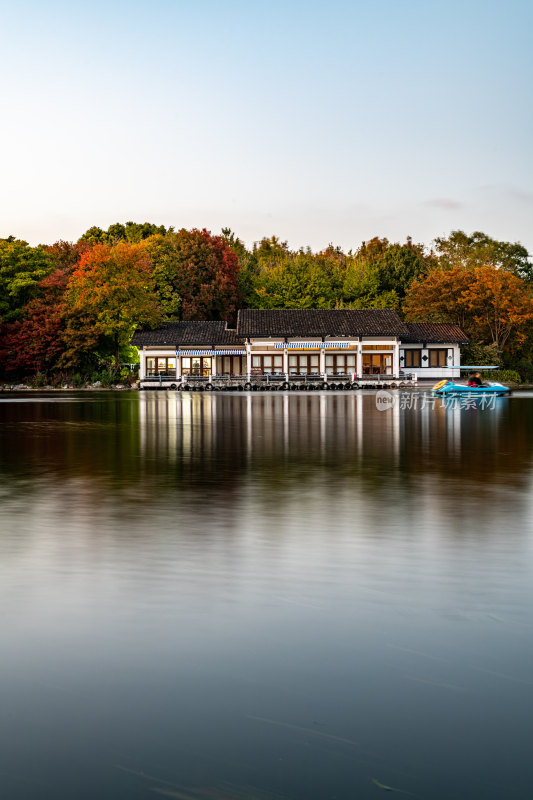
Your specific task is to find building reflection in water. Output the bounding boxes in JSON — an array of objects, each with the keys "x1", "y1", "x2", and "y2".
[
  {"x1": 138, "y1": 391, "x2": 404, "y2": 468},
  {"x1": 135, "y1": 391, "x2": 530, "y2": 516},
  {"x1": 0, "y1": 391, "x2": 528, "y2": 522}
]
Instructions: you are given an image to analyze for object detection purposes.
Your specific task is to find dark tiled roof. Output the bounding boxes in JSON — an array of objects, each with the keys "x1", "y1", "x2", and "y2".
[
  {"x1": 130, "y1": 321, "x2": 244, "y2": 347},
  {"x1": 403, "y1": 322, "x2": 469, "y2": 344},
  {"x1": 237, "y1": 309, "x2": 409, "y2": 338}
]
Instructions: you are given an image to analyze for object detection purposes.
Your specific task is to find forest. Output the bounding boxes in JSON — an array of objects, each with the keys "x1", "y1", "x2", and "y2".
[{"x1": 1, "y1": 222, "x2": 532, "y2": 386}]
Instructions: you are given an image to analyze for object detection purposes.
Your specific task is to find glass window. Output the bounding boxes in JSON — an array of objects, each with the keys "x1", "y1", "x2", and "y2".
[
  {"x1": 326, "y1": 355, "x2": 356, "y2": 375},
  {"x1": 404, "y1": 350, "x2": 421, "y2": 368},
  {"x1": 181, "y1": 357, "x2": 211, "y2": 375},
  {"x1": 145, "y1": 357, "x2": 176, "y2": 376},
  {"x1": 252, "y1": 355, "x2": 284, "y2": 374}
]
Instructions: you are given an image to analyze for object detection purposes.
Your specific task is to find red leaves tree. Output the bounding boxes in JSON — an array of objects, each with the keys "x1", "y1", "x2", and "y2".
[
  {"x1": 146, "y1": 228, "x2": 241, "y2": 322},
  {"x1": 0, "y1": 268, "x2": 70, "y2": 374}
]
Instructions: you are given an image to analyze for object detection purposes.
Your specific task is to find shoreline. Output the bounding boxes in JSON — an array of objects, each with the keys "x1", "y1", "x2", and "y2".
[{"x1": 1, "y1": 382, "x2": 529, "y2": 393}]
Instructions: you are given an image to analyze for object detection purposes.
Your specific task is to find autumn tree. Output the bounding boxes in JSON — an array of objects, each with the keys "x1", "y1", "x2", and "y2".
[
  {"x1": 146, "y1": 228, "x2": 241, "y2": 322},
  {"x1": 45, "y1": 240, "x2": 91, "y2": 271},
  {"x1": 404, "y1": 265, "x2": 533, "y2": 351},
  {"x1": 0, "y1": 239, "x2": 92, "y2": 376},
  {"x1": 63, "y1": 242, "x2": 161, "y2": 367},
  {"x1": 463, "y1": 266, "x2": 533, "y2": 350},
  {"x1": 0, "y1": 268, "x2": 70, "y2": 375},
  {"x1": 221, "y1": 228, "x2": 259, "y2": 307}
]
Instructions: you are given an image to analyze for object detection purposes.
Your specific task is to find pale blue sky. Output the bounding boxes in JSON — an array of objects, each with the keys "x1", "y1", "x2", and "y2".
[{"x1": 1, "y1": 0, "x2": 532, "y2": 251}]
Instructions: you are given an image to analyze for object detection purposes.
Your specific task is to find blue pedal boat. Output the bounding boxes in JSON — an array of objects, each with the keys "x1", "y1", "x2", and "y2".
[{"x1": 433, "y1": 379, "x2": 510, "y2": 397}]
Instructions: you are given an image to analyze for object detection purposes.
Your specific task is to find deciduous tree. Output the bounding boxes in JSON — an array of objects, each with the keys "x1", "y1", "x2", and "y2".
[
  {"x1": 0, "y1": 268, "x2": 69, "y2": 374},
  {"x1": 434, "y1": 230, "x2": 532, "y2": 282},
  {"x1": 146, "y1": 229, "x2": 241, "y2": 322},
  {"x1": 63, "y1": 242, "x2": 161, "y2": 367},
  {"x1": 79, "y1": 221, "x2": 170, "y2": 246},
  {"x1": 0, "y1": 238, "x2": 53, "y2": 322},
  {"x1": 404, "y1": 265, "x2": 533, "y2": 351}
]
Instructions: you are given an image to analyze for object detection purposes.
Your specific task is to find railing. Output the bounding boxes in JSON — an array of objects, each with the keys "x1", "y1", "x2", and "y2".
[
  {"x1": 146, "y1": 369, "x2": 177, "y2": 378},
  {"x1": 140, "y1": 371, "x2": 417, "y2": 388}
]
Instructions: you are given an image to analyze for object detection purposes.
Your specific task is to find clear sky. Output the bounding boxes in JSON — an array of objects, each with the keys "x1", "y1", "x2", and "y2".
[{"x1": 1, "y1": 0, "x2": 532, "y2": 252}]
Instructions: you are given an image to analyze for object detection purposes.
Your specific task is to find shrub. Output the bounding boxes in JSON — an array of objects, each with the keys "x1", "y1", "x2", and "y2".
[
  {"x1": 481, "y1": 369, "x2": 521, "y2": 383},
  {"x1": 98, "y1": 369, "x2": 114, "y2": 388},
  {"x1": 515, "y1": 360, "x2": 533, "y2": 383},
  {"x1": 462, "y1": 342, "x2": 502, "y2": 367},
  {"x1": 31, "y1": 371, "x2": 47, "y2": 388}
]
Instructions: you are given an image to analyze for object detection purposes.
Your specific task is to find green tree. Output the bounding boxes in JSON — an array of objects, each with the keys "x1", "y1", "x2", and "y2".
[
  {"x1": 342, "y1": 237, "x2": 430, "y2": 310},
  {"x1": 79, "y1": 221, "x2": 170, "y2": 246},
  {"x1": 433, "y1": 230, "x2": 532, "y2": 282},
  {"x1": 0, "y1": 238, "x2": 53, "y2": 322},
  {"x1": 252, "y1": 253, "x2": 338, "y2": 309}
]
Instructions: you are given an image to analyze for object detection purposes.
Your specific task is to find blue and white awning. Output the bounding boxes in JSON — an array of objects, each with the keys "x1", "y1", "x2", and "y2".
[
  {"x1": 274, "y1": 342, "x2": 351, "y2": 350},
  {"x1": 177, "y1": 349, "x2": 246, "y2": 356}
]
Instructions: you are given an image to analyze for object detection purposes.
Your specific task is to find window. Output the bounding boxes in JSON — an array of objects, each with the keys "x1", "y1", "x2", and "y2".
[
  {"x1": 289, "y1": 354, "x2": 320, "y2": 375},
  {"x1": 251, "y1": 355, "x2": 284, "y2": 374},
  {"x1": 146, "y1": 357, "x2": 176, "y2": 377},
  {"x1": 404, "y1": 350, "x2": 421, "y2": 368},
  {"x1": 429, "y1": 349, "x2": 448, "y2": 367},
  {"x1": 326, "y1": 354, "x2": 356, "y2": 375},
  {"x1": 182, "y1": 357, "x2": 211, "y2": 376}
]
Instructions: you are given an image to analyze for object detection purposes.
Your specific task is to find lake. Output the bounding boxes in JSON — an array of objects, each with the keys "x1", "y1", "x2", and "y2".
[{"x1": 1, "y1": 390, "x2": 532, "y2": 800}]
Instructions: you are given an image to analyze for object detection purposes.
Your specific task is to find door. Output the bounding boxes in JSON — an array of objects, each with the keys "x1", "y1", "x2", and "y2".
[{"x1": 362, "y1": 354, "x2": 392, "y2": 375}]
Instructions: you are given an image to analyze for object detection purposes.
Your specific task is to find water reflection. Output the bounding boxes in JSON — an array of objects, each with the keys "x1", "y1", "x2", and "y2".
[{"x1": 0, "y1": 392, "x2": 533, "y2": 800}]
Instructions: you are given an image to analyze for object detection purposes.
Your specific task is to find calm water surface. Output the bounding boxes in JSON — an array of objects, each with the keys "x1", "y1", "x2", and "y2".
[{"x1": 1, "y1": 391, "x2": 532, "y2": 800}]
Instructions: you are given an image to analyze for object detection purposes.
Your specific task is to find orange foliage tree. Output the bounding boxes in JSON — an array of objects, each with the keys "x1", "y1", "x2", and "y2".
[
  {"x1": 404, "y1": 265, "x2": 533, "y2": 350},
  {"x1": 63, "y1": 242, "x2": 162, "y2": 367}
]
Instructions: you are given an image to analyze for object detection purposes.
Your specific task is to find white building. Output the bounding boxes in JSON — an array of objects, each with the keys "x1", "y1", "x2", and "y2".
[
  {"x1": 131, "y1": 310, "x2": 468, "y2": 389},
  {"x1": 400, "y1": 322, "x2": 469, "y2": 380}
]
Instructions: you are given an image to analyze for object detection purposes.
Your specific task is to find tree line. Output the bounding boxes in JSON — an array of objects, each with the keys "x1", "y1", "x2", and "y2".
[{"x1": 1, "y1": 223, "x2": 532, "y2": 385}]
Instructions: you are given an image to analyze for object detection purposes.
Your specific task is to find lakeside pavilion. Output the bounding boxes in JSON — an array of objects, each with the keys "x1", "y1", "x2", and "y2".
[{"x1": 131, "y1": 309, "x2": 469, "y2": 389}]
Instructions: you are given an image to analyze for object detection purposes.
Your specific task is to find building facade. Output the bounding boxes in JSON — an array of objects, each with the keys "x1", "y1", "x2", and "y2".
[
  {"x1": 131, "y1": 310, "x2": 468, "y2": 389},
  {"x1": 400, "y1": 322, "x2": 470, "y2": 380}
]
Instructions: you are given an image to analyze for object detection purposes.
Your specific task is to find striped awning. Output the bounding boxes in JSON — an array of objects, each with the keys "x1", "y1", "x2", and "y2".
[
  {"x1": 177, "y1": 349, "x2": 246, "y2": 356},
  {"x1": 274, "y1": 342, "x2": 351, "y2": 350}
]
